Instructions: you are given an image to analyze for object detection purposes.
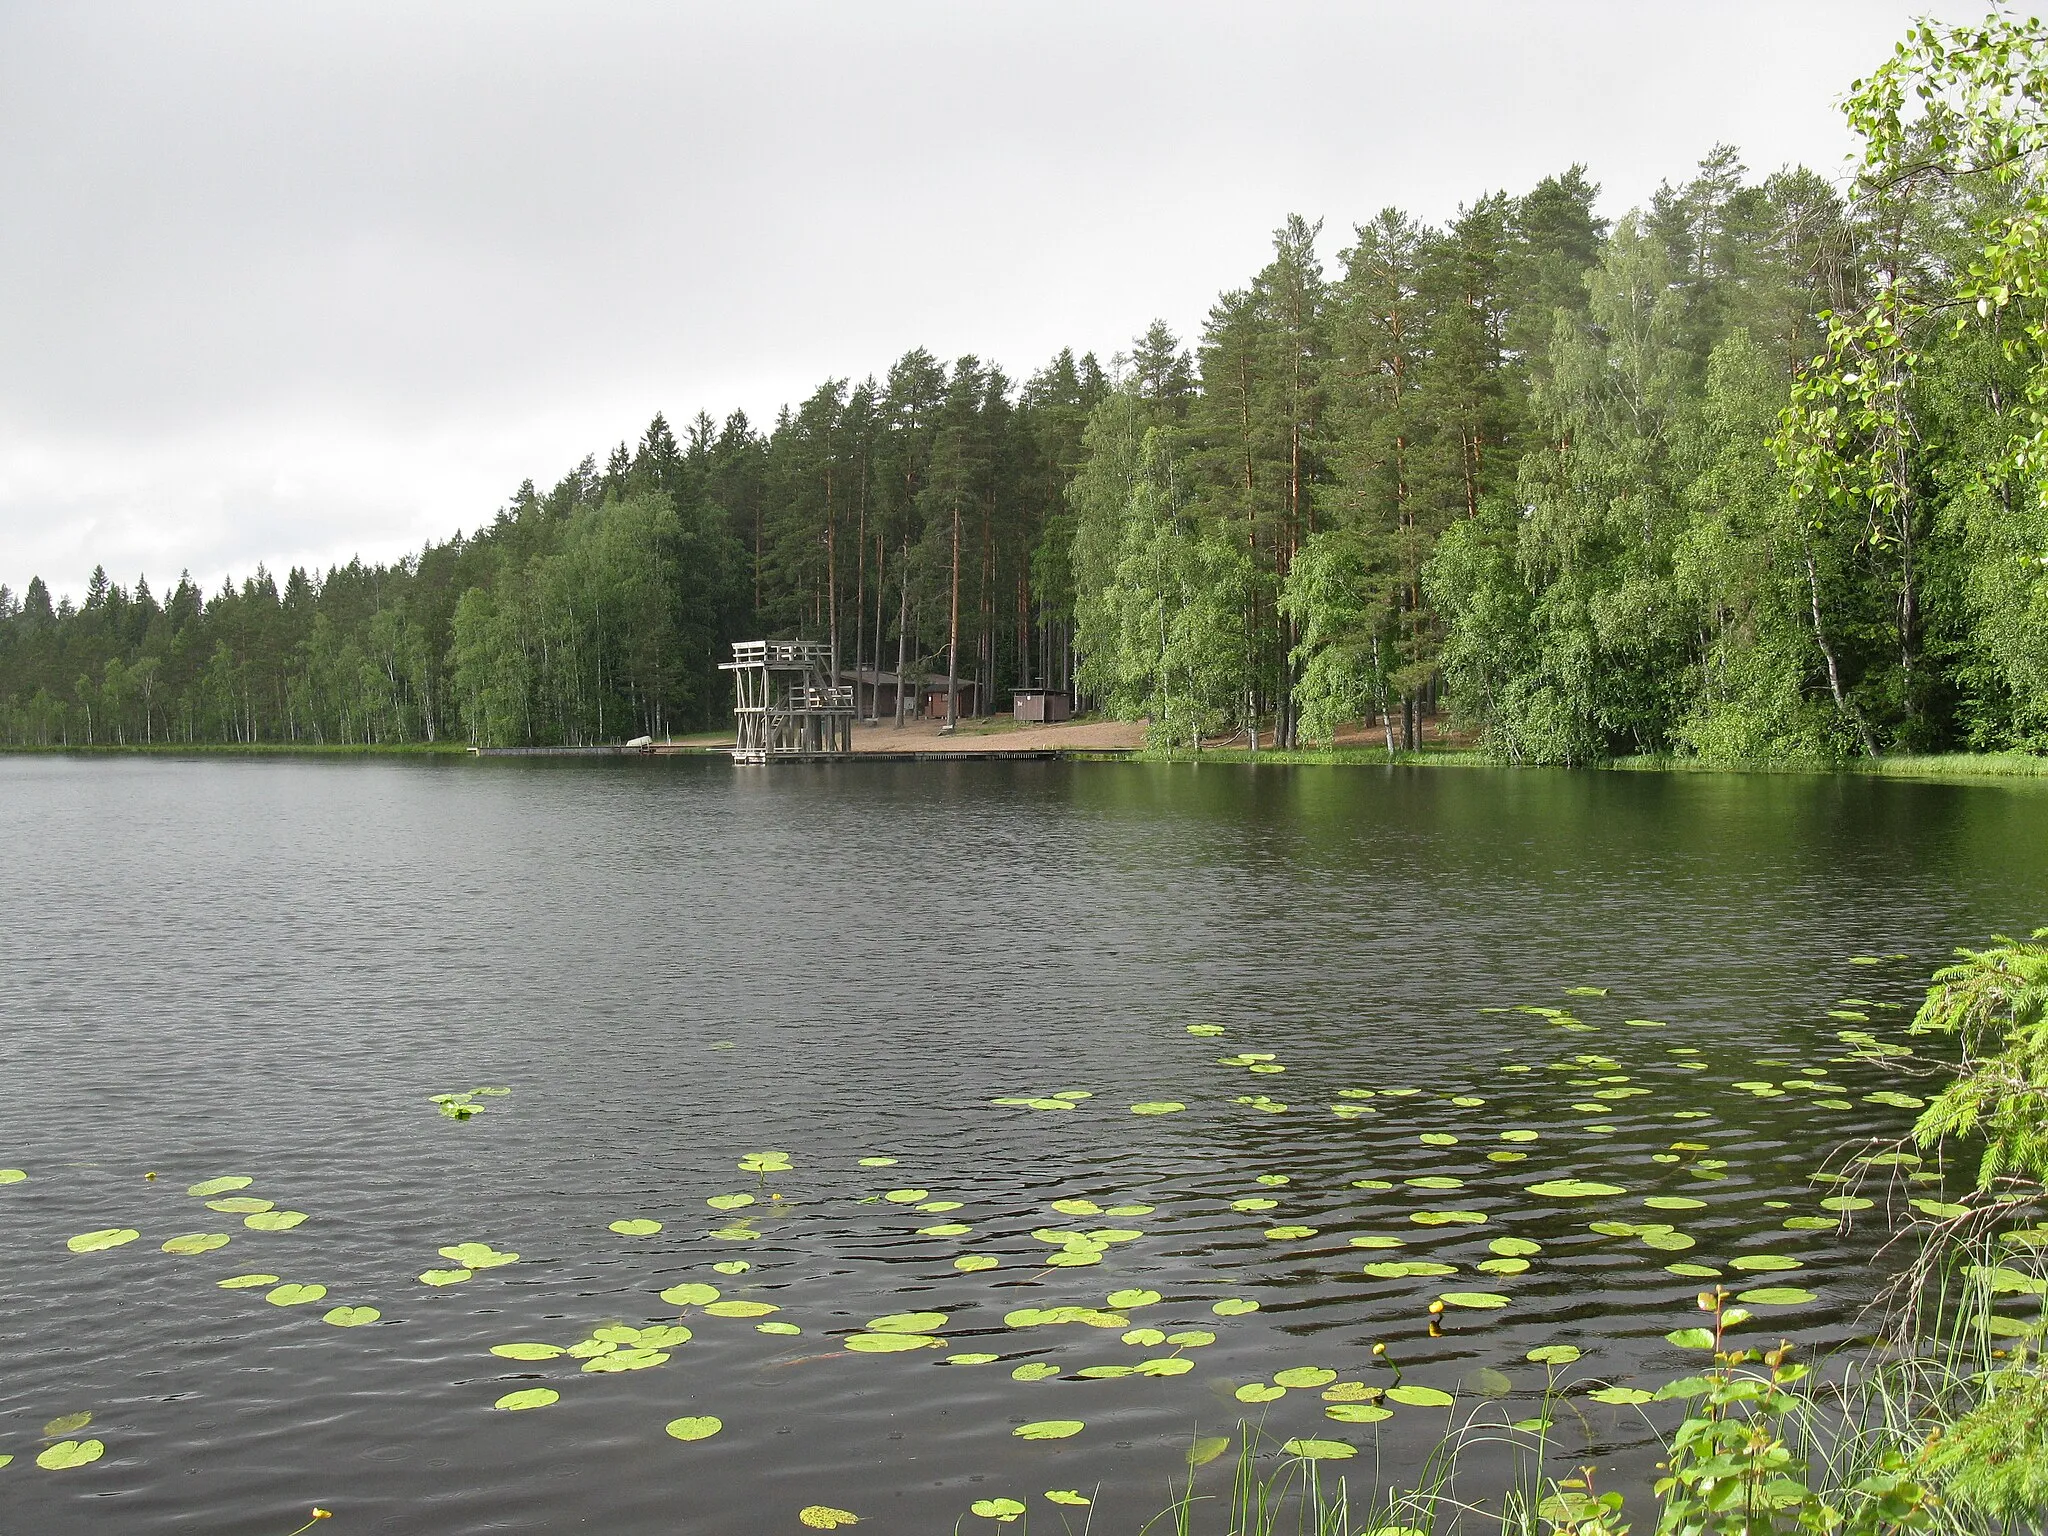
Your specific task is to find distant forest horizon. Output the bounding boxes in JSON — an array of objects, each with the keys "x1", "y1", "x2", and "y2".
[{"x1": 8, "y1": 17, "x2": 2048, "y2": 761}]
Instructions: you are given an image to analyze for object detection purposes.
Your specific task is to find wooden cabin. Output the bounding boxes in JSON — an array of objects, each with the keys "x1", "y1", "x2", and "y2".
[{"x1": 1011, "y1": 689, "x2": 1072, "y2": 724}]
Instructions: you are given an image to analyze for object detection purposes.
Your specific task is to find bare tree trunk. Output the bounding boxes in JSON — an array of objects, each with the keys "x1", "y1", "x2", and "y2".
[
  {"x1": 1804, "y1": 534, "x2": 1877, "y2": 757},
  {"x1": 894, "y1": 538, "x2": 911, "y2": 728},
  {"x1": 944, "y1": 499, "x2": 962, "y2": 730}
]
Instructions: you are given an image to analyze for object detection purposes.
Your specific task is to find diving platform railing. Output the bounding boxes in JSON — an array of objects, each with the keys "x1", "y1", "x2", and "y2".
[{"x1": 720, "y1": 640, "x2": 855, "y2": 763}]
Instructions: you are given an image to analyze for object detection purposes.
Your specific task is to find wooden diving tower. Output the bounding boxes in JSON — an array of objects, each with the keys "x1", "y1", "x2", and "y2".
[{"x1": 721, "y1": 641, "x2": 855, "y2": 763}]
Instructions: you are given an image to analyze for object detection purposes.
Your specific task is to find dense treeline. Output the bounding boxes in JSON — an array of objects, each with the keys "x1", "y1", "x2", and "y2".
[
  {"x1": 8, "y1": 17, "x2": 2048, "y2": 760},
  {"x1": 0, "y1": 352, "x2": 1104, "y2": 746}
]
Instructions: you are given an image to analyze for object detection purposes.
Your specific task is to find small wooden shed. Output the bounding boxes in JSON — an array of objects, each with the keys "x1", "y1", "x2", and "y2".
[{"x1": 1012, "y1": 689, "x2": 1072, "y2": 724}]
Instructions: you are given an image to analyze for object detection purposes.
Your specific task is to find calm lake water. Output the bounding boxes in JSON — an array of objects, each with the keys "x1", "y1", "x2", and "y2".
[{"x1": 4, "y1": 755, "x2": 2048, "y2": 1534}]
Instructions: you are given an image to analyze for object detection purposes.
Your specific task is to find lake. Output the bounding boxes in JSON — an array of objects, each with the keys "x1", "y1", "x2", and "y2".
[{"x1": 4, "y1": 755, "x2": 2046, "y2": 1534}]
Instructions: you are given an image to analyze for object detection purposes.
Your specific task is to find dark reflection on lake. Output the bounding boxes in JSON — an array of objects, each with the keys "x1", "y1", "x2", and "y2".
[{"x1": 3, "y1": 755, "x2": 2046, "y2": 1533}]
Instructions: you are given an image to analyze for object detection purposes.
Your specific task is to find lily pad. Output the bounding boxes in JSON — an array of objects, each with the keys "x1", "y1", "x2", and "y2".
[
  {"x1": 323, "y1": 1306, "x2": 379, "y2": 1327},
  {"x1": 1011, "y1": 1363, "x2": 1060, "y2": 1381},
  {"x1": 1527, "y1": 1180, "x2": 1626, "y2": 1199},
  {"x1": 946, "y1": 1352, "x2": 1000, "y2": 1365},
  {"x1": 971, "y1": 1499, "x2": 1027, "y2": 1520},
  {"x1": 846, "y1": 1332, "x2": 941, "y2": 1352},
  {"x1": 1736, "y1": 1287, "x2": 1817, "y2": 1306},
  {"x1": 1274, "y1": 1367, "x2": 1337, "y2": 1388},
  {"x1": 266, "y1": 1283, "x2": 326, "y2": 1306},
  {"x1": 758, "y1": 1322, "x2": 801, "y2": 1336},
  {"x1": 492, "y1": 1342, "x2": 565, "y2": 1360},
  {"x1": 206, "y1": 1197, "x2": 274, "y2": 1214},
  {"x1": 1283, "y1": 1438, "x2": 1356, "y2": 1460},
  {"x1": 1235, "y1": 1384, "x2": 1285, "y2": 1403},
  {"x1": 67, "y1": 1228, "x2": 139, "y2": 1253},
  {"x1": 161, "y1": 1233, "x2": 231, "y2": 1255},
  {"x1": 799, "y1": 1507, "x2": 859, "y2": 1528},
  {"x1": 244, "y1": 1211, "x2": 308, "y2": 1232},
  {"x1": 418, "y1": 1267, "x2": 472, "y2": 1286},
  {"x1": 36, "y1": 1440, "x2": 105, "y2": 1470},
  {"x1": 217, "y1": 1273, "x2": 279, "y2": 1289},
  {"x1": 1013, "y1": 1420, "x2": 1083, "y2": 1440},
  {"x1": 660, "y1": 1282, "x2": 722, "y2": 1306},
  {"x1": 954, "y1": 1255, "x2": 999, "y2": 1272},
  {"x1": 1527, "y1": 1344, "x2": 1582, "y2": 1365},
  {"x1": 706, "y1": 1194, "x2": 756, "y2": 1211},
  {"x1": 1106, "y1": 1289, "x2": 1161, "y2": 1308},
  {"x1": 1490, "y1": 1237, "x2": 1541, "y2": 1256},
  {"x1": 1438, "y1": 1292, "x2": 1511, "y2": 1309},
  {"x1": 712, "y1": 1261, "x2": 750, "y2": 1275},
  {"x1": 1045, "y1": 1491, "x2": 1091, "y2": 1507},
  {"x1": 857, "y1": 1157, "x2": 898, "y2": 1167},
  {"x1": 1588, "y1": 1386, "x2": 1653, "y2": 1405},
  {"x1": 867, "y1": 1311, "x2": 946, "y2": 1333},
  {"x1": 705, "y1": 1301, "x2": 779, "y2": 1318},
  {"x1": 186, "y1": 1176, "x2": 252, "y2": 1197},
  {"x1": 1385, "y1": 1385, "x2": 1454, "y2": 1408},
  {"x1": 610, "y1": 1219, "x2": 664, "y2": 1236},
  {"x1": 1212, "y1": 1298, "x2": 1259, "y2": 1316},
  {"x1": 664, "y1": 1415, "x2": 722, "y2": 1441},
  {"x1": 1729, "y1": 1255, "x2": 1802, "y2": 1272},
  {"x1": 882, "y1": 1189, "x2": 929, "y2": 1204},
  {"x1": 44, "y1": 1412, "x2": 92, "y2": 1434},
  {"x1": 1130, "y1": 1102, "x2": 1185, "y2": 1115}
]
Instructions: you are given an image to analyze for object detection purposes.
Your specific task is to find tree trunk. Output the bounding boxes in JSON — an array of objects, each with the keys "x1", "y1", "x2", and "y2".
[
  {"x1": 945, "y1": 499, "x2": 962, "y2": 730},
  {"x1": 894, "y1": 538, "x2": 911, "y2": 728}
]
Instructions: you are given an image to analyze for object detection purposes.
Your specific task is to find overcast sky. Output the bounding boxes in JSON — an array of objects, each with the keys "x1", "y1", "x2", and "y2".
[{"x1": 0, "y1": 1, "x2": 1991, "y2": 603}]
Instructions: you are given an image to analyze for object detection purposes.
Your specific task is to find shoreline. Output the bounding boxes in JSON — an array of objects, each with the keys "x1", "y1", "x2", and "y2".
[{"x1": 5, "y1": 738, "x2": 2047, "y2": 783}]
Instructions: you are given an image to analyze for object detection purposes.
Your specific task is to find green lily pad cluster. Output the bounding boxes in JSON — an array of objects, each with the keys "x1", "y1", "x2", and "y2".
[{"x1": 430, "y1": 1086, "x2": 510, "y2": 1120}]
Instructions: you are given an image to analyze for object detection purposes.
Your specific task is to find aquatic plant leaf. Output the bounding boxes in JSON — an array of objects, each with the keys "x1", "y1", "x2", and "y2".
[
  {"x1": 1407, "y1": 1176, "x2": 1465, "y2": 1190},
  {"x1": 492, "y1": 1342, "x2": 565, "y2": 1360},
  {"x1": 1264, "y1": 1225, "x2": 1318, "y2": 1240},
  {"x1": 1587, "y1": 1387, "x2": 1653, "y2": 1405},
  {"x1": 709, "y1": 1223, "x2": 762, "y2": 1240},
  {"x1": 582, "y1": 1348, "x2": 670, "y2": 1372},
  {"x1": 703, "y1": 1301, "x2": 778, "y2": 1318},
  {"x1": 161, "y1": 1233, "x2": 231, "y2": 1255},
  {"x1": 266, "y1": 1283, "x2": 326, "y2": 1306},
  {"x1": 971, "y1": 1498, "x2": 1026, "y2": 1520},
  {"x1": 1419, "y1": 1133, "x2": 1460, "y2": 1147},
  {"x1": 1365, "y1": 1261, "x2": 1456, "y2": 1278},
  {"x1": 1385, "y1": 1385, "x2": 1454, "y2": 1408},
  {"x1": 67, "y1": 1228, "x2": 139, "y2": 1253},
  {"x1": 244, "y1": 1211, "x2": 308, "y2": 1231},
  {"x1": 1736, "y1": 1287, "x2": 1817, "y2": 1306},
  {"x1": 1821, "y1": 1195, "x2": 1874, "y2": 1212},
  {"x1": 44, "y1": 1412, "x2": 92, "y2": 1434},
  {"x1": 1283, "y1": 1438, "x2": 1356, "y2": 1460},
  {"x1": 738, "y1": 1152, "x2": 792, "y2": 1173},
  {"x1": 799, "y1": 1506, "x2": 859, "y2": 1528},
  {"x1": 882, "y1": 1190, "x2": 929, "y2": 1204},
  {"x1": 1212, "y1": 1298, "x2": 1259, "y2": 1316},
  {"x1": 1666, "y1": 1263, "x2": 1721, "y2": 1278},
  {"x1": 1188, "y1": 1436, "x2": 1231, "y2": 1467},
  {"x1": 1011, "y1": 1363, "x2": 1060, "y2": 1381},
  {"x1": 1782, "y1": 1216, "x2": 1837, "y2": 1231},
  {"x1": 1439, "y1": 1292, "x2": 1510, "y2": 1309},
  {"x1": 1325, "y1": 1401, "x2": 1393, "y2": 1423},
  {"x1": 1013, "y1": 1420, "x2": 1083, "y2": 1440},
  {"x1": 660, "y1": 1283, "x2": 721, "y2": 1306},
  {"x1": 1130, "y1": 1102, "x2": 1185, "y2": 1115},
  {"x1": 36, "y1": 1440, "x2": 104, "y2": 1470},
  {"x1": 1490, "y1": 1237, "x2": 1541, "y2": 1256},
  {"x1": 1235, "y1": 1384, "x2": 1285, "y2": 1403},
  {"x1": 1122, "y1": 1327, "x2": 1166, "y2": 1347},
  {"x1": 757, "y1": 1322, "x2": 800, "y2": 1336},
  {"x1": 1642, "y1": 1233, "x2": 1696, "y2": 1251},
  {"x1": 1565, "y1": 986, "x2": 1608, "y2": 997},
  {"x1": 1526, "y1": 1180, "x2": 1626, "y2": 1198},
  {"x1": 1411, "y1": 1210, "x2": 1487, "y2": 1226},
  {"x1": 856, "y1": 1157, "x2": 898, "y2": 1167},
  {"x1": 610, "y1": 1219, "x2": 663, "y2": 1235},
  {"x1": 1106, "y1": 1289, "x2": 1161, "y2": 1308},
  {"x1": 1050, "y1": 1198, "x2": 1103, "y2": 1216},
  {"x1": 1728, "y1": 1255, "x2": 1802, "y2": 1272},
  {"x1": 1350, "y1": 1235, "x2": 1406, "y2": 1249},
  {"x1": 706, "y1": 1194, "x2": 756, "y2": 1211},
  {"x1": 1274, "y1": 1367, "x2": 1336, "y2": 1388},
  {"x1": 664, "y1": 1416, "x2": 721, "y2": 1441},
  {"x1": 1044, "y1": 1491, "x2": 1091, "y2": 1507},
  {"x1": 867, "y1": 1311, "x2": 945, "y2": 1333},
  {"x1": 954, "y1": 1254, "x2": 999, "y2": 1272},
  {"x1": 845, "y1": 1333, "x2": 941, "y2": 1352},
  {"x1": 1233, "y1": 1198, "x2": 1278, "y2": 1212},
  {"x1": 1865, "y1": 1091, "x2": 1925, "y2": 1109},
  {"x1": 218, "y1": 1273, "x2": 278, "y2": 1289},
  {"x1": 1665, "y1": 1328, "x2": 1716, "y2": 1349},
  {"x1": 418, "y1": 1269, "x2": 472, "y2": 1286},
  {"x1": 1137, "y1": 1357, "x2": 1194, "y2": 1376},
  {"x1": 0, "y1": 1168, "x2": 24, "y2": 1184},
  {"x1": 323, "y1": 1306, "x2": 379, "y2": 1327},
  {"x1": 1166, "y1": 1330, "x2": 1216, "y2": 1347},
  {"x1": 1105, "y1": 1204, "x2": 1155, "y2": 1216},
  {"x1": 1185, "y1": 1024, "x2": 1225, "y2": 1036},
  {"x1": 917, "y1": 1201, "x2": 963, "y2": 1212},
  {"x1": 1643, "y1": 1197, "x2": 1707, "y2": 1211},
  {"x1": 1045, "y1": 1251, "x2": 1100, "y2": 1267},
  {"x1": 1076, "y1": 1365, "x2": 1134, "y2": 1379},
  {"x1": 1500, "y1": 1130, "x2": 1540, "y2": 1143},
  {"x1": 945, "y1": 1352, "x2": 999, "y2": 1365},
  {"x1": 206, "y1": 1197, "x2": 273, "y2": 1213},
  {"x1": 918, "y1": 1223, "x2": 972, "y2": 1237},
  {"x1": 1527, "y1": 1344, "x2": 1582, "y2": 1365},
  {"x1": 1477, "y1": 1258, "x2": 1530, "y2": 1275},
  {"x1": 186, "y1": 1176, "x2": 252, "y2": 1196}
]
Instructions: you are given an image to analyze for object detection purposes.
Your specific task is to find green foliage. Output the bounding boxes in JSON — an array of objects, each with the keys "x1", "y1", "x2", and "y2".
[{"x1": 1911, "y1": 927, "x2": 2048, "y2": 1188}]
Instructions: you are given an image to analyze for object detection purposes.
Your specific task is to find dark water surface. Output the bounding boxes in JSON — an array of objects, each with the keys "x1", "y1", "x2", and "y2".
[{"x1": 4, "y1": 755, "x2": 2048, "y2": 1534}]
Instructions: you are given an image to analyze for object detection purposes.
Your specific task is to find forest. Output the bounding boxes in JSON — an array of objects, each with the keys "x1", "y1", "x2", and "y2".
[{"x1": 6, "y1": 17, "x2": 2048, "y2": 762}]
